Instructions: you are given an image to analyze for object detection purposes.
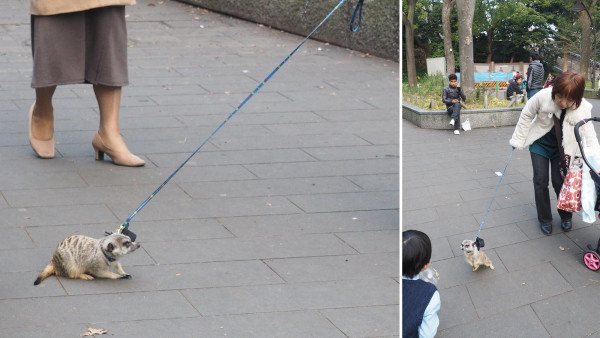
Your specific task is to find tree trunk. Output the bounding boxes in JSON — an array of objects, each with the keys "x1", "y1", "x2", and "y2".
[
  {"x1": 442, "y1": 0, "x2": 456, "y2": 75},
  {"x1": 486, "y1": 29, "x2": 493, "y2": 63},
  {"x1": 402, "y1": 0, "x2": 417, "y2": 86},
  {"x1": 456, "y1": 0, "x2": 476, "y2": 94},
  {"x1": 579, "y1": 10, "x2": 592, "y2": 80},
  {"x1": 563, "y1": 45, "x2": 569, "y2": 72}
]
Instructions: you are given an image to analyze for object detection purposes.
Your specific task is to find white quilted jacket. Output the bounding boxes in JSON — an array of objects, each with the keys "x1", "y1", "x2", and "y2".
[{"x1": 510, "y1": 87, "x2": 600, "y2": 161}]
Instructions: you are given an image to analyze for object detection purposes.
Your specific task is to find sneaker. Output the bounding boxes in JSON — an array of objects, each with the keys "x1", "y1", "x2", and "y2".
[
  {"x1": 449, "y1": 119, "x2": 455, "y2": 126},
  {"x1": 454, "y1": 130, "x2": 460, "y2": 135}
]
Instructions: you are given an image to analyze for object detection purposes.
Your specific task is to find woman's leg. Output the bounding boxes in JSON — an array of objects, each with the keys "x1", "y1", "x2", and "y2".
[
  {"x1": 531, "y1": 152, "x2": 553, "y2": 234},
  {"x1": 32, "y1": 86, "x2": 56, "y2": 140},
  {"x1": 92, "y1": 84, "x2": 144, "y2": 166},
  {"x1": 29, "y1": 86, "x2": 56, "y2": 158}
]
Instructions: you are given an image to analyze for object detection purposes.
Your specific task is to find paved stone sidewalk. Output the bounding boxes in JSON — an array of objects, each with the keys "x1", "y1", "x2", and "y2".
[
  {"x1": 403, "y1": 101, "x2": 600, "y2": 337},
  {"x1": 0, "y1": 0, "x2": 399, "y2": 337}
]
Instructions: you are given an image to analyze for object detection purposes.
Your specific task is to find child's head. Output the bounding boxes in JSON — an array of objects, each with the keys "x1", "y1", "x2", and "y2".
[
  {"x1": 402, "y1": 230, "x2": 432, "y2": 278},
  {"x1": 515, "y1": 75, "x2": 523, "y2": 84}
]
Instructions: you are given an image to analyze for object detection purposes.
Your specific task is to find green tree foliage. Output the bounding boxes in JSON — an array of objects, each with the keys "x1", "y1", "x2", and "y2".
[{"x1": 402, "y1": 0, "x2": 599, "y2": 79}]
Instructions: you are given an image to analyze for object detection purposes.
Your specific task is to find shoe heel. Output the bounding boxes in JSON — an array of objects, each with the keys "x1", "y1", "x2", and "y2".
[{"x1": 94, "y1": 148, "x2": 104, "y2": 161}]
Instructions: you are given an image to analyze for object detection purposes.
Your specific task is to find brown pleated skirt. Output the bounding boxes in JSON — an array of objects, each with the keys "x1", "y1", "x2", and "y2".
[{"x1": 31, "y1": 6, "x2": 129, "y2": 88}]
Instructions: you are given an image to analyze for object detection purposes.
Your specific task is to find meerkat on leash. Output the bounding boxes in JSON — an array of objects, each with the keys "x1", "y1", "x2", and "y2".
[
  {"x1": 461, "y1": 239, "x2": 494, "y2": 271},
  {"x1": 34, "y1": 233, "x2": 140, "y2": 285}
]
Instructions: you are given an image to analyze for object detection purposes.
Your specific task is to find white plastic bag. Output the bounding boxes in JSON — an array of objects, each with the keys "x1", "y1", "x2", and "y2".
[
  {"x1": 581, "y1": 139, "x2": 597, "y2": 223},
  {"x1": 462, "y1": 118, "x2": 471, "y2": 131}
]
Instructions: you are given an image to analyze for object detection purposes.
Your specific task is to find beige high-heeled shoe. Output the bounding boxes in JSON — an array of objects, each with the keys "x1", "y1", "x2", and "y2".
[
  {"x1": 92, "y1": 132, "x2": 145, "y2": 167},
  {"x1": 28, "y1": 103, "x2": 55, "y2": 159}
]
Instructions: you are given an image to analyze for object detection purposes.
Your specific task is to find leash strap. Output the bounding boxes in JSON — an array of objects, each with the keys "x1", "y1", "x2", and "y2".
[
  {"x1": 118, "y1": 0, "x2": 357, "y2": 234},
  {"x1": 350, "y1": 0, "x2": 364, "y2": 32},
  {"x1": 475, "y1": 147, "x2": 515, "y2": 242}
]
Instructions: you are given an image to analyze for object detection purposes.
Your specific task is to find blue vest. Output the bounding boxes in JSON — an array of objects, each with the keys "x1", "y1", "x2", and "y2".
[{"x1": 402, "y1": 279, "x2": 437, "y2": 338}]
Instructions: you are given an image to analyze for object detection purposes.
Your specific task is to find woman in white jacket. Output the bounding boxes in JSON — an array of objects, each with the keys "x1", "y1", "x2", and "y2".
[{"x1": 510, "y1": 72, "x2": 600, "y2": 235}]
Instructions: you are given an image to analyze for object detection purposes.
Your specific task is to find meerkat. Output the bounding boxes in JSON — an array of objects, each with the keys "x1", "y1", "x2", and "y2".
[
  {"x1": 461, "y1": 239, "x2": 494, "y2": 271},
  {"x1": 34, "y1": 233, "x2": 140, "y2": 285}
]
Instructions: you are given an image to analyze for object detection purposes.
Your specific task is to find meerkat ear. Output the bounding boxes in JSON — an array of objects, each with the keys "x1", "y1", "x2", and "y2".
[{"x1": 106, "y1": 243, "x2": 114, "y2": 253}]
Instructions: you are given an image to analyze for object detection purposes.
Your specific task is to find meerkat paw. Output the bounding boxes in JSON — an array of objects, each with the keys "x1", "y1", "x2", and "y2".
[
  {"x1": 473, "y1": 266, "x2": 479, "y2": 271},
  {"x1": 78, "y1": 274, "x2": 94, "y2": 280},
  {"x1": 119, "y1": 274, "x2": 132, "y2": 279}
]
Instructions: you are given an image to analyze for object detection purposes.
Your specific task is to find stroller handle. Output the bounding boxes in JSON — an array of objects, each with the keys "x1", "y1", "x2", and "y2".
[
  {"x1": 575, "y1": 117, "x2": 600, "y2": 144},
  {"x1": 574, "y1": 117, "x2": 600, "y2": 185}
]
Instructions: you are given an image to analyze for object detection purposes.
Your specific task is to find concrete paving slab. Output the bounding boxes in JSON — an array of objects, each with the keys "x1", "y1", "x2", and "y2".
[
  {"x1": 181, "y1": 176, "x2": 361, "y2": 199},
  {"x1": 0, "y1": 291, "x2": 198, "y2": 330},
  {"x1": 142, "y1": 233, "x2": 357, "y2": 264},
  {"x1": 94, "y1": 311, "x2": 348, "y2": 337},
  {"x1": 219, "y1": 210, "x2": 398, "y2": 237},
  {"x1": 402, "y1": 187, "x2": 463, "y2": 212},
  {"x1": 321, "y1": 305, "x2": 400, "y2": 338},
  {"x1": 264, "y1": 252, "x2": 398, "y2": 283},
  {"x1": 403, "y1": 215, "x2": 480, "y2": 239},
  {"x1": 437, "y1": 285, "x2": 478, "y2": 332},
  {"x1": 0, "y1": 227, "x2": 35, "y2": 250},
  {"x1": 437, "y1": 305, "x2": 549, "y2": 338},
  {"x1": 108, "y1": 196, "x2": 303, "y2": 221},
  {"x1": 182, "y1": 278, "x2": 398, "y2": 316},
  {"x1": 467, "y1": 263, "x2": 572, "y2": 317},
  {"x1": 2, "y1": 204, "x2": 117, "y2": 228},
  {"x1": 495, "y1": 234, "x2": 582, "y2": 271},
  {"x1": 336, "y1": 229, "x2": 399, "y2": 254},
  {"x1": 288, "y1": 191, "x2": 398, "y2": 213},
  {"x1": 531, "y1": 283, "x2": 600, "y2": 337},
  {"x1": 0, "y1": 248, "x2": 55, "y2": 273},
  {"x1": 0, "y1": 271, "x2": 66, "y2": 299},
  {"x1": 348, "y1": 173, "x2": 399, "y2": 191},
  {"x1": 2, "y1": 184, "x2": 188, "y2": 208},
  {"x1": 549, "y1": 253, "x2": 600, "y2": 288},
  {"x1": 303, "y1": 144, "x2": 399, "y2": 161}
]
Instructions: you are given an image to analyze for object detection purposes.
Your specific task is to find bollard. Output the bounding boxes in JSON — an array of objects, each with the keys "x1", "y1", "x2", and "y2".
[{"x1": 484, "y1": 92, "x2": 488, "y2": 109}]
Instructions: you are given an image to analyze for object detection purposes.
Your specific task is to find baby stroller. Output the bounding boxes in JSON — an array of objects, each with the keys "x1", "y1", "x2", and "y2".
[{"x1": 575, "y1": 118, "x2": 600, "y2": 271}]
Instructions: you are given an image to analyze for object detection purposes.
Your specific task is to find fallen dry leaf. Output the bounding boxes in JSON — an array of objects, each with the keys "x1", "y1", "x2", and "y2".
[{"x1": 80, "y1": 327, "x2": 107, "y2": 337}]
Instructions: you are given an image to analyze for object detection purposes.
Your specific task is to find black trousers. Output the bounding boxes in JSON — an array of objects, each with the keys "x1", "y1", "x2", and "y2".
[
  {"x1": 447, "y1": 102, "x2": 461, "y2": 130},
  {"x1": 530, "y1": 152, "x2": 572, "y2": 224}
]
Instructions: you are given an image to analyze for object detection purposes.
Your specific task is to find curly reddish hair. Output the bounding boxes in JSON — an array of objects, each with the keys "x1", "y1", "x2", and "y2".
[{"x1": 551, "y1": 72, "x2": 586, "y2": 108}]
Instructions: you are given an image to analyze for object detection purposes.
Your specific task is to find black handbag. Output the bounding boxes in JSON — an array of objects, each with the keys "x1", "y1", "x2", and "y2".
[{"x1": 554, "y1": 113, "x2": 570, "y2": 181}]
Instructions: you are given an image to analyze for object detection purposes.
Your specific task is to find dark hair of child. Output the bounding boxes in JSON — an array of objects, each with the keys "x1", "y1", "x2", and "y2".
[
  {"x1": 402, "y1": 230, "x2": 432, "y2": 278},
  {"x1": 448, "y1": 73, "x2": 457, "y2": 81}
]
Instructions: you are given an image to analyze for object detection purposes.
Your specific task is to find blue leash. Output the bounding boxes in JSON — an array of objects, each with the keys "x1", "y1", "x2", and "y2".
[
  {"x1": 114, "y1": 0, "x2": 366, "y2": 238},
  {"x1": 474, "y1": 147, "x2": 514, "y2": 248}
]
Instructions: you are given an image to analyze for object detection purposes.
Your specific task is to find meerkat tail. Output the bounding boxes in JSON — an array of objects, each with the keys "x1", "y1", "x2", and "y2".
[{"x1": 34, "y1": 263, "x2": 55, "y2": 285}]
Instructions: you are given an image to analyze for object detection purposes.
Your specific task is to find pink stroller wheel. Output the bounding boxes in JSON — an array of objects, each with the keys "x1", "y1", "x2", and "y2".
[{"x1": 584, "y1": 251, "x2": 600, "y2": 271}]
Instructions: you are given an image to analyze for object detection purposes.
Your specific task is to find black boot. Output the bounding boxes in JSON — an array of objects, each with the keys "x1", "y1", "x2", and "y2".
[
  {"x1": 540, "y1": 222, "x2": 552, "y2": 235},
  {"x1": 561, "y1": 219, "x2": 572, "y2": 232}
]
